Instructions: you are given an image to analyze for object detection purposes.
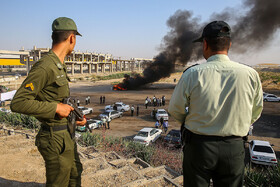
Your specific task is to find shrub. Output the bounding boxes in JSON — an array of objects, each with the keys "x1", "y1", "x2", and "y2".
[
  {"x1": 80, "y1": 132, "x2": 103, "y2": 147},
  {"x1": 0, "y1": 111, "x2": 40, "y2": 129},
  {"x1": 125, "y1": 141, "x2": 155, "y2": 163},
  {"x1": 244, "y1": 163, "x2": 280, "y2": 186}
]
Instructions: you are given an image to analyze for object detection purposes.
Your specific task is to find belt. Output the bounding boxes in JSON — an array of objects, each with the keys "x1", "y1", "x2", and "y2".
[
  {"x1": 191, "y1": 132, "x2": 243, "y2": 141},
  {"x1": 41, "y1": 125, "x2": 68, "y2": 132}
]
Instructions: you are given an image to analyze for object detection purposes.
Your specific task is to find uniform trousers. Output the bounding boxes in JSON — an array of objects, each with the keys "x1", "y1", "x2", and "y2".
[
  {"x1": 35, "y1": 128, "x2": 83, "y2": 187},
  {"x1": 183, "y1": 135, "x2": 245, "y2": 187}
]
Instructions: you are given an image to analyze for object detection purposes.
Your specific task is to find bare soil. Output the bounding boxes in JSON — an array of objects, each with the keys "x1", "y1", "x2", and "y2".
[{"x1": 0, "y1": 72, "x2": 279, "y2": 186}]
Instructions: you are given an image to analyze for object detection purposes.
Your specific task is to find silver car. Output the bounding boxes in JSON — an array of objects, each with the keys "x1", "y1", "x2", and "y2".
[{"x1": 99, "y1": 110, "x2": 123, "y2": 120}]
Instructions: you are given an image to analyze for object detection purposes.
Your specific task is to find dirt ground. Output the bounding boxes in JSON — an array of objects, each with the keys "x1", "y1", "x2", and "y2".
[
  {"x1": 0, "y1": 72, "x2": 279, "y2": 186},
  {"x1": 69, "y1": 73, "x2": 280, "y2": 158}
]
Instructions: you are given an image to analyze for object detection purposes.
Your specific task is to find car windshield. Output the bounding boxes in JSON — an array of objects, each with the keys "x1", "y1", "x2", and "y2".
[
  {"x1": 137, "y1": 131, "x2": 148, "y2": 137},
  {"x1": 253, "y1": 145, "x2": 273, "y2": 153},
  {"x1": 158, "y1": 111, "x2": 166, "y2": 114},
  {"x1": 166, "y1": 131, "x2": 180, "y2": 138}
]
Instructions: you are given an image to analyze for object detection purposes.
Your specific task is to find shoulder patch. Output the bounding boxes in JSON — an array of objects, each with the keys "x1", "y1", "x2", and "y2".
[
  {"x1": 183, "y1": 64, "x2": 199, "y2": 73},
  {"x1": 24, "y1": 83, "x2": 34, "y2": 91}
]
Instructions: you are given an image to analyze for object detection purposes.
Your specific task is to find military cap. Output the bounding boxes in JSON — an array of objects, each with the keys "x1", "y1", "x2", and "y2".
[
  {"x1": 52, "y1": 17, "x2": 82, "y2": 36},
  {"x1": 193, "y1": 21, "x2": 231, "y2": 43}
]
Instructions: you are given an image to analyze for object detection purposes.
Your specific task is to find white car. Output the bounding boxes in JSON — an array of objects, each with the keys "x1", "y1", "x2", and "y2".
[
  {"x1": 99, "y1": 110, "x2": 123, "y2": 120},
  {"x1": 249, "y1": 140, "x2": 278, "y2": 166},
  {"x1": 76, "y1": 119, "x2": 103, "y2": 132},
  {"x1": 0, "y1": 108, "x2": 11, "y2": 113},
  {"x1": 87, "y1": 119, "x2": 103, "y2": 129},
  {"x1": 78, "y1": 106, "x2": 93, "y2": 115},
  {"x1": 151, "y1": 109, "x2": 169, "y2": 121},
  {"x1": 263, "y1": 94, "x2": 280, "y2": 102},
  {"x1": 105, "y1": 102, "x2": 130, "y2": 112},
  {"x1": 133, "y1": 128, "x2": 162, "y2": 146}
]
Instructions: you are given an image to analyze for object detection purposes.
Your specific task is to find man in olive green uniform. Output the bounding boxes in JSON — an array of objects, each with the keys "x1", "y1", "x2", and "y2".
[
  {"x1": 11, "y1": 17, "x2": 86, "y2": 187},
  {"x1": 168, "y1": 21, "x2": 263, "y2": 186}
]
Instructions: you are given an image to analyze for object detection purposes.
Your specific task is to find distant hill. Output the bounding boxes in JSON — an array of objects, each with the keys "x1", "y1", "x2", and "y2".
[{"x1": 257, "y1": 63, "x2": 280, "y2": 66}]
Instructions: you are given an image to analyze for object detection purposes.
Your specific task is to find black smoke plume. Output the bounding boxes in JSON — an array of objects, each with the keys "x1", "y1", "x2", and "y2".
[{"x1": 124, "y1": 0, "x2": 280, "y2": 89}]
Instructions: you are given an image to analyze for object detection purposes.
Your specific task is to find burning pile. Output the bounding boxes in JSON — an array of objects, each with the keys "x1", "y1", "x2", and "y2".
[
  {"x1": 113, "y1": 84, "x2": 127, "y2": 91},
  {"x1": 117, "y1": 0, "x2": 280, "y2": 90},
  {"x1": 113, "y1": 74, "x2": 130, "y2": 90}
]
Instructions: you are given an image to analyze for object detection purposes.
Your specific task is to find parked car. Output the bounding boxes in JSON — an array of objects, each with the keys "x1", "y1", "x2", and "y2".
[
  {"x1": 151, "y1": 109, "x2": 169, "y2": 121},
  {"x1": 249, "y1": 140, "x2": 278, "y2": 166},
  {"x1": 76, "y1": 119, "x2": 103, "y2": 132},
  {"x1": 99, "y1": 110, "x2": 123, "y2": 120},
  {"x1": 78, "y1": 106, "x2": 93, "y2": 115},
  {"x1": 0, "y1": 108, "x2": 11, "y2": 113},
  {"x1": 163, "y1": 129, "x2": 181, "y2": 148},
  {"x1": 263, "y1": 94, "x2": 280, "y2": 102},
  {"x1": 105, "y1": 102, "x2": 130, "y2": 112},
  {"x1": 87, "y1": 119, "x2": 103, "y2": 129},
  {"x1": 133, "y1": 128, "x2": 162, "y2": 146}
]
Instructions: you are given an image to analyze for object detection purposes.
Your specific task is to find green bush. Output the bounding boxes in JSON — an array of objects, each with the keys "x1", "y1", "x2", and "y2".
[
  {"x1": 244, "y1": 164, "x2": 280, "y2": 186},
  {"x1": 80, "y1": 132, "x2": 103, "y2": 147},
  {"x1": 91, "y1": 72, "x2": 141, "y2": 81},
  {"x1": 124, "y1": 141, "x2": 155, "y2": 163},
  {"x1": 0, "y1": 111, "x2": 39, "y2": 129}
]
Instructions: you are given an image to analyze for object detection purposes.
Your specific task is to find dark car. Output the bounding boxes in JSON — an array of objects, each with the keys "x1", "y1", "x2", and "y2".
[{"x1": 164, "y1": 129, "x2": 181, "y2": 148}]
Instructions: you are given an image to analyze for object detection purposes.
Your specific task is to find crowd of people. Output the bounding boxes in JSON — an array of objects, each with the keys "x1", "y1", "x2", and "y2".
[{"x1": 144, "y1": 95, "x2": 165, "y2": 109}]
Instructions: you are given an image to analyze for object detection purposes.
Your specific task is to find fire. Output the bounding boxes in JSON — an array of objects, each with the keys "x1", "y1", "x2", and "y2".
[{"x1": 113, "y1": 83, "x2": 127, "y2": 91}]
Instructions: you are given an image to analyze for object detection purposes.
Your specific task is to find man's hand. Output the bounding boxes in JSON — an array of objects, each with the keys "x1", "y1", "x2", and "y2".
[
  {"x1": 56, "y1": 103, "x2": 74, "y2": 118},
  {"x1": 76, "y1": 117, "x2": 87, "y2": 126}
]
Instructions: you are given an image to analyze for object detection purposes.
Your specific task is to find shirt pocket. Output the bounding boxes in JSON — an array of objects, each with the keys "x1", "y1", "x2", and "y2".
[{"x1": 54, "y1": 77, "x2": 69, "y2": 99}]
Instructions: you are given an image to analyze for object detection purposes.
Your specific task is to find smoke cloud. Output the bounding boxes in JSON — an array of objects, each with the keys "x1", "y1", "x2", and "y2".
[{"x1": 124, "y1": 0, "x2": 280, "y2": 89}]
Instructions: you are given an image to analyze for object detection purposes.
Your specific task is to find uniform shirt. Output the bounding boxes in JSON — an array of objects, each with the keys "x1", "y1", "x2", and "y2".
[
  {"x1": 168, "y1": 54, "x2": 263, "y2": 137},
  {"x1": 11, "y1": 50, "x2": 70, "y2": 126}
]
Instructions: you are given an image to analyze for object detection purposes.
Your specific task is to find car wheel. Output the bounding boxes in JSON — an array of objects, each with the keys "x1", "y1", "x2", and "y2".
[
  {"x1": 264, "y1": 99, "x2": 268, "y2": 101},
  {"x1": 121, "y1": 109, "x2": 124, "y2": 112}
]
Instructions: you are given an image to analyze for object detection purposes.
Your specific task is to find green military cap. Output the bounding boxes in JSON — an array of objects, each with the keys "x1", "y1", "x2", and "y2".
[{"x1": 52, "y1": 17, "x2": 82, "y2": 36}]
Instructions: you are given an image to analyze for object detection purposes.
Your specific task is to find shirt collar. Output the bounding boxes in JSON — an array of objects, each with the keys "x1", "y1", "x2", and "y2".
[
  {"x1": 207, "y1": 54, "x2": 230, "y2": 63},
  {"x1": 48, "y1": 49, "x2": 64, "y2": 70}
]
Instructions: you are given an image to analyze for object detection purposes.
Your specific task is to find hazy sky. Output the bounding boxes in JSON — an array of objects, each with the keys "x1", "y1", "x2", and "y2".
[{"x1": 1, "y1": 0, "x2": 279, "y2": 65}]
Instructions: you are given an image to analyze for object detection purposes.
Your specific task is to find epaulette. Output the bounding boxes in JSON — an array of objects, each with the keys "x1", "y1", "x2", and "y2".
[{"x1": 183, "y1": 64, "x2": 199, "y2": 73}]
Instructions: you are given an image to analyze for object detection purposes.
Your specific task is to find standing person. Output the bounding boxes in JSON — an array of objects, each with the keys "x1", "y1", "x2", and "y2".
[
  {"x1": 162, "y1": 95, "x2": 165, "y2": 106},
  {"x1": 103, "y1": 96, "x2": 105, "y2": 104},
  {"x1": 168, "y1": 21, "x2": 263, "y2": 187},
  {"x1": 73, "y1": 98, "x2": 76, "y2": 104},
  {"x1": 136, "y1": 105, "x2": 139, "y2": 116},
  {"x1": 106, "y1": 117, "x2": 111, "y2": 129},
  {"x1": 155, "y1": 120, "x2": 160, "y2": 128},
  {"x1": 153, "y1": 96, "x2": 156, "y2": 107},
  {"x1": 145, "y1": 99, "x2": 148, "y2": 109},
  {"x1": 100, "y1": 96, "x2": 102, "y2": 104},
  {"x1": 159, "y1": 98, "x2": 162, "y2": 107},
  {"x1": 77, "y1": 98, "x2": 80, "y2": 106},
  {"x1": 101, "y1": 117, "x2": 107, "y2": 129},
  {"x1": 152, "y1": 108, "x2": 156, "y2": 119},
  {"x1": 163, "y1": 120, "x2": 168, "y2": 133},
  {"x1": 10, "y1": 17, "x2": 86, "y2": 187},
  {"x1": 159, "y1": 117, "x2": 164, "y2": 128},
  {"x1": 88, "y1": 96, "x2": 91, "y2": 104},
  {"x1": 131, "y1": 105, "x2": 135, "y2": 116},
  {"x1": 85, "y1": 97, "x2": 88, "y2": 105},
  {"x1": 148, "y1": 97, "x2": 151, "y2": 106}
]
